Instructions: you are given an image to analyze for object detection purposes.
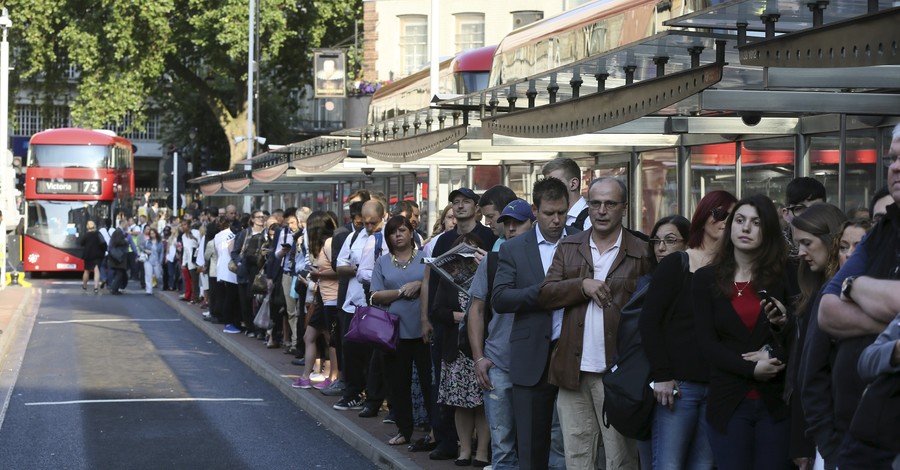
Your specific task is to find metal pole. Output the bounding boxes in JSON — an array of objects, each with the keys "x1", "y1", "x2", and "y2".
[
  {"x1": 429, "y1": 0, "x2": 440, "y2": 100},
  {"x1": 173, "y1": 151, "x2": 179, "y2": 216},
  {"x1": 0, "y1": 9, "x2": 10, "y2": 290},
  {"x1": 247, "y1": 0, "x2": 255, "y2": 162}
]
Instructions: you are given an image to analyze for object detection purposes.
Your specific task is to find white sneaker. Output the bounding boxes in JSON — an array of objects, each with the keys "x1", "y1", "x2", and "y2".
[
  {"x1": 201, "y1": 311, "x2": 211, "y2": 318},
  {"x1": 310, "y1": 373, "x2": 325, "y2": 382}
]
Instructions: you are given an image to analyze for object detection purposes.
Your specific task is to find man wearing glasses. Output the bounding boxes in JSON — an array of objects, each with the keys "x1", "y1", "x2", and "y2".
[
  {"x1": 781, "y1": 177, "x2": 827, "y2": 257},
  {"x1": 538, "y1": 177, "x2": 651, "y2": 469}
]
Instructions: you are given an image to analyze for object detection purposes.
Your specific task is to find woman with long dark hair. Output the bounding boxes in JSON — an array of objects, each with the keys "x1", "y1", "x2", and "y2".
[
  {"x1": 640, "y1": 190, "x2": 737, "y2": 470},
  {"x1": 292, "y1": 211, "x2": 338, "y2": 388},
  {"x1": 799, "y1": 218, "x2": 872, "y2": 470},
  {"x1": 692, "y1": 194, "x2": 795, "y2": 470},
  {"x1": 785, "y1": 204, "x2": 847, "y2": 469}
]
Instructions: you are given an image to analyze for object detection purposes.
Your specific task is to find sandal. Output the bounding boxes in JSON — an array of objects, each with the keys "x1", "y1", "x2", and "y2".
[
  {"x1": 388, "y1": 433, "x2": 409, "y2": 446},
  {"x1": 408, "y1": 434, "x2": 436, "y2": 452}
]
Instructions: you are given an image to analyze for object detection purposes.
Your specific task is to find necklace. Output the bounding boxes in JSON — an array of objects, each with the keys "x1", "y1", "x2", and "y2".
[
  {"x1": 392, "y1": 249, "x2": 416, "y2": 269},
  {"x1": 734, "y1": 280, "x2": 752, "y2": 297}
]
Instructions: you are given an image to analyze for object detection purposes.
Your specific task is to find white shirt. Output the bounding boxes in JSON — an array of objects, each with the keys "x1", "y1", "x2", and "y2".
[
  {"x1": 567, "y1": 197, "x2": 591, "y2": 230},
  {"x1": 535, "y1": 226, "x2": 567, "y2": 341},
  {"x1": 357, "y1": 227, "x2": 389, "y2": 286},
  {"x1": 275, "y1": 227, "x2": 295, "y2": 273},
  {"x1": 581, "y1": 228, "x2": 622, "y2": 373},
  {"x1": 214, "y1": 229, "x2": 237, "y2": 284},
  {"x1": 337, "y1": 229, "x2": 371, "y2": 313}
]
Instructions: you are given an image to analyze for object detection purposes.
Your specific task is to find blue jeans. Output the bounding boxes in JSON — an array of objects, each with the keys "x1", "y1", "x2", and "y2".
[
  {"x1": 484, "y1": 366, "x2": 517, "y2": 470},
  {"x1": 651, "y1": 381, "x2": 714, "y2": 470},
  {"x1": 706, "y1": 399, "x2": 791, "y2": 470}
]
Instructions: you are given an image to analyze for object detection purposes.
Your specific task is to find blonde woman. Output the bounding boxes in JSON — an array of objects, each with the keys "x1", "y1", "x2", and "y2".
[{"x1": 78, "y1": 220, "x2": 107, "y2": 293}]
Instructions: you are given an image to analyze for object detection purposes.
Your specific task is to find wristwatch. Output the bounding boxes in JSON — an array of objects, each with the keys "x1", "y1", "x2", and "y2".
[{"x1": 841, "y1": 276, "x2": 857, "y2": 300}]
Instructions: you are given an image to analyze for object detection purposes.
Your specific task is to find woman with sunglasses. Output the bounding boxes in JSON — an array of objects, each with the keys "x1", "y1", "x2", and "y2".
[
  {"x1": 692, "y1": 194, "x2": 795, "y2": 470},
  {"x1": 639, "y1": 190, "x2": 736, "y2": 469}
]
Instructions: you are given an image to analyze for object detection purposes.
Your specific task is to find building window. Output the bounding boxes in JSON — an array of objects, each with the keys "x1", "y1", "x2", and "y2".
[
  {"x1": 15, "y1": 104, "x2": 71, "y2": 136},
  {"x1": 455, "y1": 13, "x2": 485, "y2": 52},
  {"x1": 399, "y1": 15, "x2": 428, "y2": 76},
  {"x1": 512, "y1": 10, "x2": 543, "y2": 30}
]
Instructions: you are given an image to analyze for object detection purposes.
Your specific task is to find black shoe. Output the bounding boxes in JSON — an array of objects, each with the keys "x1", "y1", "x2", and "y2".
[
  {"x1": 454, "y1": 457, "x2": 471, "y2": 466},
  {"x1": 382, "y1": 411, "x2": 396, "y2": 424},
  {"x1": 429, "y1": 448, "x2": 457, "y2": 461},
  {"x1": 358, "y1": 403, "x2": 379, "y2": 418},
  {"x1": 333, "y1": 396, "x2": 364, "y2": 411},
  {"x1": 472, "y1": 459, "x2": 490, "y2": 467}
]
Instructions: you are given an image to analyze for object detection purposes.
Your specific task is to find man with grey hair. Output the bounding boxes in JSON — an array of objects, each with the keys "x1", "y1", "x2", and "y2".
[{"x1": 539, "y1": 176, "x2": 651, "y2": 469}]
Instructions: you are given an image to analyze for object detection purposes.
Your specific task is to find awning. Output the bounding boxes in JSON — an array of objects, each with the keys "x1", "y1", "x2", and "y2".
[
  {"x1": 199, "y1": 181, "x2": 222, "y2": 196},
  {"x1": 251, "y1": 162, "x2": 289, "y2": 183},
  {"x1": 222, "y1": 177, "x2": 251, "y2": 193}
]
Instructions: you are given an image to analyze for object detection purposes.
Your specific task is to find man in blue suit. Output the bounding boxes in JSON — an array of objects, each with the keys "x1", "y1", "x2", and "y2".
[{"x1": 492, "y1": 177, "x2": 577, "y2": 470}]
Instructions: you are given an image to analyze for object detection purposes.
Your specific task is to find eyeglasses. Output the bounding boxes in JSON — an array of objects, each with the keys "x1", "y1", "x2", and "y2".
[
  {"x1": 711, "y1": 207, "x2": 730, "y2": 222},
  {"x1": 786, "y1": 204, "x2": 808, "y2": 217},
  {"x1": 253, "y1": 215, "x2": 266, "y2": 220},
  {"x1": 650, "y1": 236, "x2": 684, "y2": 247},
  {"x1": 882, "y1": 154, "x2": 900, "y2": 168},
  {"x1": 588, "y1": 200, "x2": 625, "y2": 210}
]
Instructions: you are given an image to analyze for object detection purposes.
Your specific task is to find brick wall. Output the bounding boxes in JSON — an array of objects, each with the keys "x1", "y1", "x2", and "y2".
[{"x1": 363, "y1": 2, "x2": 378, "y2": 81}]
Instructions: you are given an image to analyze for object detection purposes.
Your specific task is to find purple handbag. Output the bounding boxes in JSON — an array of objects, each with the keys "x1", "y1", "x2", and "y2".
[{"x1": 345, "y1": 305, "x2": 400, "y2": 351}]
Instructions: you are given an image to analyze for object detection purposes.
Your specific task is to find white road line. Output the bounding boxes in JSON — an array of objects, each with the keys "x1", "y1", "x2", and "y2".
[
  {"x1": 25, "y1": 398, "x2": 264, "y2": 406},
  {"x1": 39, "y1": 319, "x2": 182, "y2": 325}
]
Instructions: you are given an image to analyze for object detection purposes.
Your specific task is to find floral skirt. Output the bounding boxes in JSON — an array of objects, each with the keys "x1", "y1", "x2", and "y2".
[{"x1": 437, "y1": 351, "x2": 483, "y2": 408}]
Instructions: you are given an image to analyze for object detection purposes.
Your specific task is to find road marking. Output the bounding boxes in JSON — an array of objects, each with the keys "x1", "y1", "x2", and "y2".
[
  {"x1": 38, "y1": 319, "x2": 182, "y2": 325},
  {"x1": 25, "y1": 398, "x2": 265, "y2": 406}
]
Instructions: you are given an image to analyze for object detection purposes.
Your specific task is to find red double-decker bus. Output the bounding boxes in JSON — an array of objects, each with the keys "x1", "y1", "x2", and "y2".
[{"x1": 23, "y1": 128, "x2": 135, "y2": 273}]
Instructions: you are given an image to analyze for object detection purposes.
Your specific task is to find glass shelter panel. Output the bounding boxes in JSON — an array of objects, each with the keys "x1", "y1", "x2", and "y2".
[
  {"x1": 741, "y1": 137, "x2": 795, "y2": 205},
  {"x1": 809, "y1": 130, "x2": 878, "y2": 213},
  {"x1": 689, "y1": 143, "x2": 737, "y2": 218},
  {"x1": 642, "y1": 149, "x2": 678, "y2": 234}
]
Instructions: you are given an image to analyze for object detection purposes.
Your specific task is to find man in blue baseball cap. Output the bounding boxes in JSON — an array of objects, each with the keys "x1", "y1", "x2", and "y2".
[{"x1": 497, "y1": 199, "x2": 536, "y2": 240}]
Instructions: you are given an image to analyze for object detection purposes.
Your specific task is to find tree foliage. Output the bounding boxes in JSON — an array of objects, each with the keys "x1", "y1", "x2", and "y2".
[{"x1": 9, "y1": 0, "x2": 361, "y2": 170}]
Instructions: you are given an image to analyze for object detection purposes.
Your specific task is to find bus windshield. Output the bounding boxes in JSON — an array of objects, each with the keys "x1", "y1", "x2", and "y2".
[
  {"x1": 29, "y1": 144, "x2": 110, "y2": 168},
  {"x1": 26, "y1": 200, "x2": 112, "y2": 250}
]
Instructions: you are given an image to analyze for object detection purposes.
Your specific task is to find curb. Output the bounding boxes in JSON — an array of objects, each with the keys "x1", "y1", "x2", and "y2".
[
  {"x1": 0, "y1": 287, "x2": 35, "y2": 364},
  {"x1": 155, "y1": 291, "x2": 422, "y2": 470}
]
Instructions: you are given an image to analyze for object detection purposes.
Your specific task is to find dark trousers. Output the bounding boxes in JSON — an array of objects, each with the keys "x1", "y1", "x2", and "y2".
[
  {"x1": 238, "y1": 283, "x2": 254, "y2": 331},
  {"x1": 110, "y1": 267, "x2": 127, "y2": 293},
  {"x1": 341, "y1": 310, "x2": 374, "y2": 401},
  {"x1": 512, "y1": 378, "x2": 558, "y2": 470},
  {"x1": 430, "y1": 323, "x2": 458, "y2": 452},
  {"x1": 207, "y1": 276, "x2": 219, "y2": 319},
  {"x1": 385, "y1": 338, "x2": 432, "y2": 439},
  {"x1": 836, "y1": 431, "x2": 897, "y2": 470},
  {"x1": 219, "y1": 281, "x2": 241, "y2": 326},
  {"x1": 706, "y1": 399, "x2": 792, "y2": 470},
  {"x1": 366, "y1": 349, "x2": 387, "y2": 406}
]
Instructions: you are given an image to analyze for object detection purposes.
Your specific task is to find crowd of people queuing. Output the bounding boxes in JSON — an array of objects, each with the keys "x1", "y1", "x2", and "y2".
[{"x1": 74, "y1": 127, "x2": 900, "y2": 470}]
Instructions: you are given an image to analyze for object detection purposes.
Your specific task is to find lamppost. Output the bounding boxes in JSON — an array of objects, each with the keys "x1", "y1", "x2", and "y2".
[{"x1": 0, "y1": 8, "x2": 11, "y2": 289}]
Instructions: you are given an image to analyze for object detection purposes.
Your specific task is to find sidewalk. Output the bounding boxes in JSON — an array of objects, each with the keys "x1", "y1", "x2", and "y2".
[
  {"x1": 155, "y1": 290, "x2": 466, "y2": 470},
  {"x1": 0, "y1": 286, "x2": 34, "y2": 365}
]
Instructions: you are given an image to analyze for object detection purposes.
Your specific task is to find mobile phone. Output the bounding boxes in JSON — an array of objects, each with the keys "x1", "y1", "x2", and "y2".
[
  {"x1": 281, "y1": 243, "x2": 291, "y2": 249},
  {"x1": 757, "y1": 289, "x2": 772, "y2": 303}
]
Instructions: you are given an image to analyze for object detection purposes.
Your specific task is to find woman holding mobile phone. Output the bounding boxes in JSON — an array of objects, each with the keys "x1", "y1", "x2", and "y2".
[{"x1": 692, "y1": 194, "x2": 796, "y2": 470}]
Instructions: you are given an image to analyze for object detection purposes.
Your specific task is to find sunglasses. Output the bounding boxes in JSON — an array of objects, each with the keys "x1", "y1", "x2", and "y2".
[{"x1": 711, "y1": 207, "x2": 730, "y2": 222}]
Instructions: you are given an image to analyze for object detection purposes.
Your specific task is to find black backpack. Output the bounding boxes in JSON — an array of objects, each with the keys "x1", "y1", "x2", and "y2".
[{"x1": 601, "y1": 251, "x2": 688, "y2": 441}]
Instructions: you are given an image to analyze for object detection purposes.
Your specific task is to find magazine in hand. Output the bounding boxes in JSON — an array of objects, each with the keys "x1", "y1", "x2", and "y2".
[{"x1": 423, "y1": 243, "x2": 480, "y2": 294}]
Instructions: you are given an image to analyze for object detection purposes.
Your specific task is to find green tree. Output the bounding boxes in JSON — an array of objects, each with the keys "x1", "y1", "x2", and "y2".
[{"x1": 9, "y1": 0, "x2": 361, "y2": 169}]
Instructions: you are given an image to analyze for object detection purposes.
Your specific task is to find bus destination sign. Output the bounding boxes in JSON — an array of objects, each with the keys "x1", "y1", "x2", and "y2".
[{"x1": 36, "y1": 179, "x2": 101, "y2": 195}]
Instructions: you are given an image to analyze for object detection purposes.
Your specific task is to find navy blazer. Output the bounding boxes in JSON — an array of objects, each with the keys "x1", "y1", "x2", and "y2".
[{"x1": 493, "y1": 226, "x2": 578, "y2": 387}]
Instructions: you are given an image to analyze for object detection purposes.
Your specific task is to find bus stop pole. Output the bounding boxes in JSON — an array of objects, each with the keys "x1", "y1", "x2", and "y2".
[{"x1": 0, "y1": 9, "x2": 11, "y2": 290}]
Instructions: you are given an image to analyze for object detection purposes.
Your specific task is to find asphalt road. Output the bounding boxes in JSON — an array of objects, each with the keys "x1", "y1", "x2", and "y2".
[{"x1": 0, "y1": 280, "x2": 376, "y2": 469}]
